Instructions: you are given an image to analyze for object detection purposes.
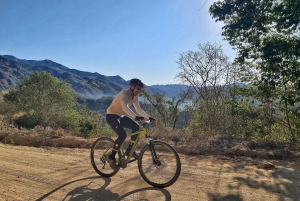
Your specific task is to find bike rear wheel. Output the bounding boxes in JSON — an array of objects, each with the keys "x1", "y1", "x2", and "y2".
[
  {"x1": 90, "y1": 137, "x2": 120, "y2": 177},
  {"x1": 138, "y1": 140, "x2": 181, "y2": 188}
]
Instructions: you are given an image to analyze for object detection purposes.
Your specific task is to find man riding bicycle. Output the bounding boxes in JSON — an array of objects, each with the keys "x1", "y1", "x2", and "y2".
[{"x1": 105, "y1": 78, "x2": 156, "y2": 170}]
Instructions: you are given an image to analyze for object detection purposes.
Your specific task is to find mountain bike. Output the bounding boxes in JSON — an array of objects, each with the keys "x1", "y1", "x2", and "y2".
[{"x1": 90, "y1": 121, "x2": 181, "y2": 188}]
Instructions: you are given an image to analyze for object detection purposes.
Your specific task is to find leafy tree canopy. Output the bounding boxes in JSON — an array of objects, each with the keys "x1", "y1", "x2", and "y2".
[
  {"x1": 209, "y1": 0, "x2": 300, "y2": 100},
  {"x1": 4, "y1": 71, "x2": 79, "y2": 128},
  {"x1": 209, "y1": 0, "x2": 300, "y2": 58}
]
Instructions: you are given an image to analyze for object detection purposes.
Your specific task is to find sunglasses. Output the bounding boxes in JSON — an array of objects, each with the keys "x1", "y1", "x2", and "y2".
[{"x1": 136, "y1": 87, "x2": 142, "y2": 91}]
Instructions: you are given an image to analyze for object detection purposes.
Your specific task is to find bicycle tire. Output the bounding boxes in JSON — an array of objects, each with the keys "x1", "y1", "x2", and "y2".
[
  {"x1": 90, "y1": 137, "x2": 120, "y2": 177},
  {"x1": 138, "y1": 140, "x2": 181, "y2": 188}
]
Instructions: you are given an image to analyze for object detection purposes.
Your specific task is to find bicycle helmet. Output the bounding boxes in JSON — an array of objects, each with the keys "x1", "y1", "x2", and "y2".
[{"x1": 129, "y1": 78, "x2": 144, "y2": 88}]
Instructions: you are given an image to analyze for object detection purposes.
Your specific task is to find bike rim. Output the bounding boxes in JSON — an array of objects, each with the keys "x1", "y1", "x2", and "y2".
[
  {"x1": 91, "y1": 137, "x2": 120, "y2": 176},
  {"x1": 139, "y1": 141, "x2": 181, "y2": 187}
]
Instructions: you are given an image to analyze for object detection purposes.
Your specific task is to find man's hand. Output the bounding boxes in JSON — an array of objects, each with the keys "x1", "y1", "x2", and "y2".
[
  {"x1": 149, "y1": 117, "x2": 156, "y2": 123},
  {"x1": 135, "y1": 116, "x2": 145, "y2": 123}
]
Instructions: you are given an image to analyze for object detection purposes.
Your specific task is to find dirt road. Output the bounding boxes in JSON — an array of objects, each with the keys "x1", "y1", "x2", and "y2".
[{"x1": 1, "y1": 143, "x2": 300, "y2": 201}]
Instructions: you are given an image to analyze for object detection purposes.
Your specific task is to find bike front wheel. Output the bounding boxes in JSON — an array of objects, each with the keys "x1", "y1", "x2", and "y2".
[
  {"x1": 138, "y1": 140, "x2": 181, "y2": 188},
  {"x1": 90, "y1": 137, "x2": 120, "y2": 177}
]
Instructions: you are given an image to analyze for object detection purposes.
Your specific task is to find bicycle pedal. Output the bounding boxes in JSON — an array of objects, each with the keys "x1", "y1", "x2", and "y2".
[
  {"x1": 119, "y1": 158, "x2": 127, "y2": 169},
  {"x1": 128, "y1": 158, "x2": 137, "y2": 163}
]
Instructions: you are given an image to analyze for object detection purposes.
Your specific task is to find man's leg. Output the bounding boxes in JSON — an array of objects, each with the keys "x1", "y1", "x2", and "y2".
[
  {"x1": 106, "y1": 114, "x2": 127, "y2": 169},
  {"x1": 120, "y1": 116, "x2": 140, "y2": 159}
]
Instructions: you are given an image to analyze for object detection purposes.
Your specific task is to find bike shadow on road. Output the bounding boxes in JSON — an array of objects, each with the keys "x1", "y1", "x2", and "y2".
[
  {"x1": 36, "y1": 176, "x2": 118, "y2": 201},
  {"x1": 36, "y1": 176, "x2": 171, "y2": 201},
  {"x1": 116, "y1": 187, "x2": 171, "y2": 201}
]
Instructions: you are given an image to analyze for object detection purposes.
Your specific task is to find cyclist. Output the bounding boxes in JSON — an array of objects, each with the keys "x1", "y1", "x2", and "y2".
[{"x1": 105, "y1": 78, "x2": 156, "y2": 170}]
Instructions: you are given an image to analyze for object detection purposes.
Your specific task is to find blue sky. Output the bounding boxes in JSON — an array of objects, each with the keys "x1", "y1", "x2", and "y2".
[{"x1": 0, "y1": 0, "x2": 236, "y2": 86}]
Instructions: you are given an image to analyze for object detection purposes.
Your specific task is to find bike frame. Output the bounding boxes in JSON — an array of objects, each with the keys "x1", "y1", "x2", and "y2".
[
  {"x1": 91, "y1": 120, "x2": 181, "y2": 188},
  {"x1": 117, "y1": 122, "x2": 154, "y2": 167}
]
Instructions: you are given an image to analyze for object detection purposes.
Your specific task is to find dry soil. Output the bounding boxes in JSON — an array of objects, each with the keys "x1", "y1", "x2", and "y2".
[{"x1": 0, "y1": 143, "x2": 300, "y2": 201}]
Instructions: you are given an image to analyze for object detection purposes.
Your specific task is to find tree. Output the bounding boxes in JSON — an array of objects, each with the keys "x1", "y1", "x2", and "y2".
[
  {"x1": 210, "y1": 0, "x2": 300, "y2": 90},
  {"x1": 4, "y1": 71, "x2": 79, "y2": 129},
  {"x1": 210, "y1": 0, "x2": 300, "y2": 141},
  {"x1": 141, "y1": 88, "x2": 191, "y2": 129},
  {"x1": 176, "y1": 42, "x2": 238, "y2": 134},
  {"x1": 176, "y1": 42, "x2": 236, "y2": 101},
  {"x1": 209, "y1": 0, "x2": 300, "y2": 100},
  {"x1": 77, "y1": 106, "x2": 99, "y2": 138}
]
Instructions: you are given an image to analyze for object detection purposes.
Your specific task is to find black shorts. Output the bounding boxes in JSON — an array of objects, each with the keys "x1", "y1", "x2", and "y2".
[{"x1": 106, "y1": 114, "x2": 140, "y2": 145}]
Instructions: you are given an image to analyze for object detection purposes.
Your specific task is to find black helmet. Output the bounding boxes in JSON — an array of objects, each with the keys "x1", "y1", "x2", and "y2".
[{"x1": 129, "y1": 78, "x2": 144, "y2": 88}]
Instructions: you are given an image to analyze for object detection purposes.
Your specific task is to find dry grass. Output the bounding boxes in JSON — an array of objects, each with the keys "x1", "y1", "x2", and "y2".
[
  {"x1": 147, "y1": 123, "x2": 300, "y2": 160},
  {"x1": 0, "y1": 123, "x2": 300, "y2": 160},
  {"x1": 0, "y1": 125, "x2": 95, "y2": 148},
  {"x1": 170, "y1": 135, "x2": 300, "y2": 160}
]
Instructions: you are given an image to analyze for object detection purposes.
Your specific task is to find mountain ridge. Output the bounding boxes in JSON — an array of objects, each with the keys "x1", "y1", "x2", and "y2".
[{"x1": 0, "y1": 55, "x2": 186, "y2": 99}]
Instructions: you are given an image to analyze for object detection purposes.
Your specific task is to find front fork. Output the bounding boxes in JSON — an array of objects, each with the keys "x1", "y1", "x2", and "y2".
[{"x1": 147, "y1": 137, "x2": 161, "y2": 166}]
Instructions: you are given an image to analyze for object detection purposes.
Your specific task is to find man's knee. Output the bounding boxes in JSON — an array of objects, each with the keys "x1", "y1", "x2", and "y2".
[
  {"x1": 132, "y1": 123, "x2": 139, "y2": 133},
  {"x1": 114, "y1": 127, "x2": 127, "y2": 144}
]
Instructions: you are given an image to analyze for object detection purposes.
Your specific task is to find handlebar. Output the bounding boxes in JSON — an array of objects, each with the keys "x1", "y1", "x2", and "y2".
[{"x1": 136, "y1": 119, "x2": 155, "y2": 127}]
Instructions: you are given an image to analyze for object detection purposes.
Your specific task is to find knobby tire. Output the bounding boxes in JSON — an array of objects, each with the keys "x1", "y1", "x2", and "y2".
[
  {"x1": 90, "y1": 137, "x2": 120, "y2": 177},
  {"x1": 138, "y1": 140, "x2": 181, "y2": 188}
]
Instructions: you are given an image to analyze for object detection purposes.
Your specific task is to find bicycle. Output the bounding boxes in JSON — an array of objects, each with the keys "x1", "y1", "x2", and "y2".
[{"x1": 90, "y1": 120, "x2": 181, "y2": 188}]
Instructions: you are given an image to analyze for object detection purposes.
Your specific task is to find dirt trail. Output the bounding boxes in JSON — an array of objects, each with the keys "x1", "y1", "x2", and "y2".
[{"x1": 0, "y1": 143, "x2": 300, "y2": 201}]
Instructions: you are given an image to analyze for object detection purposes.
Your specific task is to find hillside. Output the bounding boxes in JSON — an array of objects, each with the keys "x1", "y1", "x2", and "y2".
[
  {"x1": 0, "y1": 55, "x2": 127, "y2": 98},
  {"x1": 0, "y1": 55, "x2": 186, "y2": 99}
]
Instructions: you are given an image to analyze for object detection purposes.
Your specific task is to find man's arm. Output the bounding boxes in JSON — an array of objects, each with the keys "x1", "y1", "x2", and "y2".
[
  {"x1": 121, "y1": 98, "x2": 138, "y2": 119},
  {"x1": 133, "y1": 98, "x2": 150, "y2": 119}
]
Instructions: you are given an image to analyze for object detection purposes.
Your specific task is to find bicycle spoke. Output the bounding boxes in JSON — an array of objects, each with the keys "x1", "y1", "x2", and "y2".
[
  {"x1": 138, "y1": 141, "x2": 181, "y2": 188},
  {"x1": 90, "y1": 137, "x2": 120, "y2": 177}
]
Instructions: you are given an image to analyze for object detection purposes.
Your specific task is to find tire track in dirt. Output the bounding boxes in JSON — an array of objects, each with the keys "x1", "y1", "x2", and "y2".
[
  {"x1": 1, "y1": 168, "x2": 60, "y2": 186},
  {"x1": 1, "y1": 143, "x2": 300, "y2": 200}
]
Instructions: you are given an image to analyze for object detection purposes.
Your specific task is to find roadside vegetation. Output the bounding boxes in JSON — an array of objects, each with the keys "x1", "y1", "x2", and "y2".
[{"x1": 0, "y1": 0, "x2": 300, "y2": 160}]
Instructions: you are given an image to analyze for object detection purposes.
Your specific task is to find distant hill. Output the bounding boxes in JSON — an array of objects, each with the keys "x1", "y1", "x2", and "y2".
[
  {"x1": 0, "y1": 55, "x2": 187, "y2": 100},
  {"x1": 149, "y1": 84, "x2": 188, "y2": 98}
]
